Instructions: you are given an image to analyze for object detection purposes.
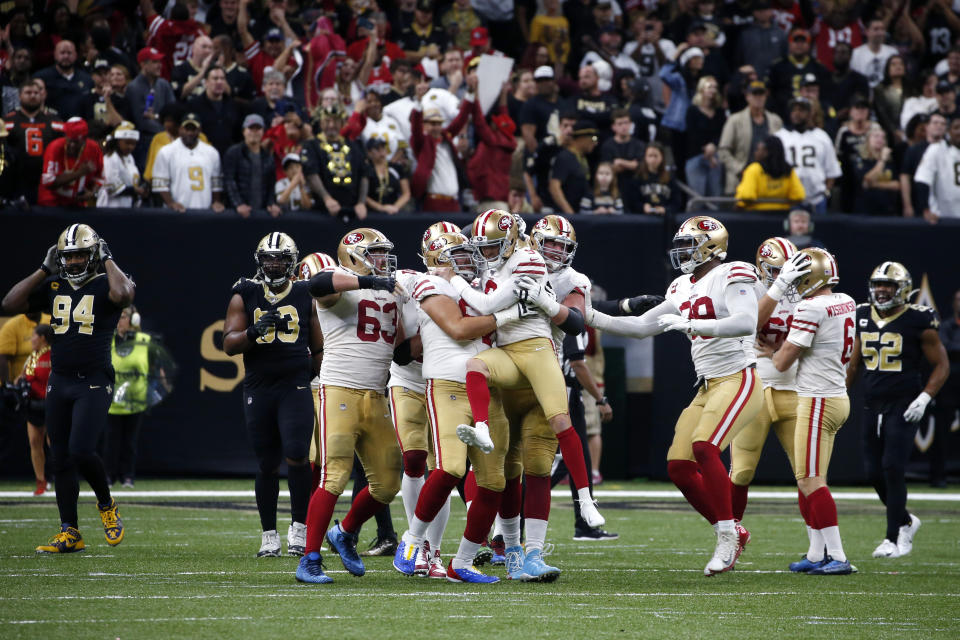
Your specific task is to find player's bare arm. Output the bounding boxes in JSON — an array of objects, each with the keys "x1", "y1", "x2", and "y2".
[
  {"x1": 222, "y1": 293, "x2": 258, "y2": 355},
  {"x1": 420, "y1": 294, "x2": 499, "y2": 341},
  {"x1": 845, "y1": 334, "x2": 862, "y2": 390},
  {"x1": 100, "y1": 241, "x2": 135, "y2": 306},
  {"x1": 773, "y1": 340, "x2": 805, "y2": 372},
  {"x1": 1, "y1": 246, "x2": 57, "y2": 313},
  {"x1": 920, "y1": 328, "x2": 950, "y2": 397}
]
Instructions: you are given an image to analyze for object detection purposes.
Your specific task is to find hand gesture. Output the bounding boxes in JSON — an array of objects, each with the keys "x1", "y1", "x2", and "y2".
[
  {"x1": 41, "y1": 245, "x2": 58, "y2": 274},
  {"x1": 97, "y1": 238, "x2": 113, "y2": 262},
  {"x1": 776, "y1": 252, "x2": 812, "y2": 288},
  {"x1": 250, "y1": 310, "x2": 282, "y2": 339}
]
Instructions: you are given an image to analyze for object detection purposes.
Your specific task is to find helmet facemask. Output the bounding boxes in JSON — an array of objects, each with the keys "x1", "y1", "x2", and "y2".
[
  {"x1": 669, "y1": 235, "x2": 708, "y2": 274},
  {"x1": 257, "y1": 250, "x2": 296, "y2": 287},
  {"x1": 58, "y1": 248, "x2": 98, "y2": 284},
  {"x1": 537, "y1": 236, "x2": 577, "y2": 272},
  {"x1": 354, "y1": 242, "x2": 397, "y2": 276},
  {"x1": 472, "y1": 237, "x2": 510, "y2": 270},
  {"x1": 443, "y1": 244, "x2": 479, "y2": 281},
  {"x1": 869, "y1": 278, "x2": 908, "y2": 311}
]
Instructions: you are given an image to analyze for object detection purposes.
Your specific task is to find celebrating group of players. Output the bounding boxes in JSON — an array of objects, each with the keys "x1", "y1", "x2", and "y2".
[{"x1": 2, "y1": 208, "x2": 946, "y2": 582}]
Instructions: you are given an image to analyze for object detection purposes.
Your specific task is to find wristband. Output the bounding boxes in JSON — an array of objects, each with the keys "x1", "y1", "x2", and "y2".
[
  {"x1": 356, "y1": 275, "x2": 375, "y2": 289},
  {"x1": 40, "y1": 264, "x2": 52, "y2": 275},
  {"x1": 596, "y1": 395, "x2": 609, "y2": 406},
  {"x1": 619, "y1": 298, "x2": 631, "y2": 314},
  {"x1": 767, "y1": 279, "x2": 787, "y2": 302},
  {"x1": 494, "y1": 305, "x2": 520, "y2": 327}
]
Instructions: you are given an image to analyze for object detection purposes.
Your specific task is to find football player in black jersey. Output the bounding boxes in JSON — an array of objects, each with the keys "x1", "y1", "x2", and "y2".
[
  {"x1": 846, "y1": 262, "x2": 949, "y2": 559},
  {"x1": 2, "y1": 223, "x2": 135, "y2": 553}
]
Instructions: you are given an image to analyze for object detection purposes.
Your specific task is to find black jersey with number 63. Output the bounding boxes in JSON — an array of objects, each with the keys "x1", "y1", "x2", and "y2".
[
  {"x1": 855, "y1": 303, "x2": 940, "y2": 402},
  {"x1": 26, "y1": 274, "x2": 124, "y2": 375},
  {"x1": 232, "y1": 278, "x2": 313, "y2": 386}
]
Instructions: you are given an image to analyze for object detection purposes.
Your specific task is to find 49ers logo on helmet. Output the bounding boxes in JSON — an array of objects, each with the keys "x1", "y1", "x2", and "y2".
[
  {"x1": 429, "y1": 238, "x2": 447, "y2": 252},
  {"x1": 343, "y1": 232, "x2": 364, "y2": 245},
  {"x1": 759, "y1": 245, "x2": 775, "y2": 259},
  {"x1": 498, "y1": 216, "x2": 513, "y2": 231},
  {"x1": 422, "y1": 229, "x2": 432, "y2": 242},
  {"x1": 697, "y1": 219, "x2": 720, "y2": 231},
  {"x1": 533, "y1": 218, "x2": 549, "y2": 230}
]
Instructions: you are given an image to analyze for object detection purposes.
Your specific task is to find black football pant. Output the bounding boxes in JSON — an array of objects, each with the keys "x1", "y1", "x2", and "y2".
[
  {"x1": 550, "y1": 386, "x2": 593, "y2": 531},
  {"x1": 45, "y1": 371, "x2": 114, "y2": 529},
  {"x1": 243, "y1": 383, "x2": 314, "y2": 532},
  {"x1": 104, "y1": 412, "x2": 143, "y2": 484},
  {"x1": 862, "y1": 397, "x2": 919, "y2": 542}
]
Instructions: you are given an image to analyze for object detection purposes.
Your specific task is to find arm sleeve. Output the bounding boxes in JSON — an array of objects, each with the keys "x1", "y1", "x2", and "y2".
[
  {"x1": 785, "y1": 303, "x2": 820, "y2": 348},
  {"x1": 690, "y1": 283, "x2": 758, "y2": 337},
  {"x1": 452, "y1": 276, "x2": 519, "y2": 315},
  {"x1": 589, "y1": 298, "x2": 678, "y2": 339}
]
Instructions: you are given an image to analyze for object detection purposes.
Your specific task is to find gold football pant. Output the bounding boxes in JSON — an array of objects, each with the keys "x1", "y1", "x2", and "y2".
[
  {"x1": 388, "y1": 386, "x2": 436, "y2": 470},
  {"x1": 425, "y1": 379, "x2": 507, "y2": 491},
  {"x1": 668, "y1": 368, "x2": 763, "y2": 462},
  {"x1": 476, "y1": 337, "x2": 569, "y2": 420},
  {"x1": 501, "y1": 387, "x2": 557, "y2": 480},
  {"x1": 730, "y1": 388, "x2": 798, "y2": 486},
  {"x1": 793, "y1": 395, "x2": 850, "y2": 481},
  {"x1": 314, "y1": 385, "x2": 402, "y2": 503}
]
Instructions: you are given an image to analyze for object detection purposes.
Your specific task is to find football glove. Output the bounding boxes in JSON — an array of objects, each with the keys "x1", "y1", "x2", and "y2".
[
  {"x1": 903, "y1": 391, "x2": 932, "y2": 422},
  {"x1": 247, "y1": 310, "x2": 283, "y2": 341},
  {"x1": 769, "y1": 252, "x2": 812, "y2": 301},
  {"x1": 357, "y1": 274, "x2": 398, "y2": 293},
  {"x1": 622, "y1": 294, "x2": 665, "y2": 315},
  {"x1": 98, "y1": 238, "x2": 114, "y2": 263},
  {"x1": 40, "y1": 245, "x2": 58, "y2": 274},
  {"x1": 516, "y1": 275, "x2": 560, "y2": 317},
  {"x1": 657, "y1": 313, "x2": 693, "y2": 335}
]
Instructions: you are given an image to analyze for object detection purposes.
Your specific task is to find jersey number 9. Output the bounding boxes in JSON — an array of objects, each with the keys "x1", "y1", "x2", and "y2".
[{"x1": 52, "y1": 294, "x2": 95, "y2": 335}]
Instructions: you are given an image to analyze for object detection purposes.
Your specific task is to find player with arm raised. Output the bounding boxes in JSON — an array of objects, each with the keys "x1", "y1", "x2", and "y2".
[
  {"x1": 222, "y1": 233, "x2": 323, "y2": 558},
  {"x1": 586, "y1": 216, "x2": 763, "y2": 576},
  {"x1": 847, "y1": 262, "x2": 949, "y2": 559},
  {"x1": 294, "y1": 228, "x2": 408, "y2": 584},
  {"x1": 772, "y1": 248, "x2": 857, "y2": 575},
  {"x1": 2, "y1": 224, "x2": 134, "y2": 553}
]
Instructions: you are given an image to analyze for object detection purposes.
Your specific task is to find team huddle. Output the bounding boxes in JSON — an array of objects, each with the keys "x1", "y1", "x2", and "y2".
[{"x1": 3, "y1": 210, "x2": 946, "y2": 582}]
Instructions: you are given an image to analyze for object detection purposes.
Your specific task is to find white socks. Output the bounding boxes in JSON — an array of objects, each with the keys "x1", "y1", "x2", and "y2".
[
  {"x1": 500, "y1": 515, "x2": 521, "y2": 548},
  {"x1": 820, "y1": 525, "x2": 846, "y2": 562},
  {"x1": 425, "y1": 493, "x2": 450, "y2": 553},
  {"x1": 716, "y1": 519, "x2": 735, "y2": 534},
  {"x1": 525, "y1": 518, "x2": 548, "y2": 553},
  {"x1": 452, "y1": 536, "x2": 482, "y2": 570},
  {"x1": 400, "y1": 473, "x2": 425, "y2": 529},
  {"x1": 806, "y1": 525, "x2": 825, "y2": 561}
]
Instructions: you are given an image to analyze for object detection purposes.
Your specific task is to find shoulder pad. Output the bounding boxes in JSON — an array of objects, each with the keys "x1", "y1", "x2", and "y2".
[
  {"x1": 412, "y1": 275, "x2": 444, "y2": 303},
  {"x1": 231, "y1": 277, "x2": 251, "y2": 294},
  {"x1": 568, "y1": 269, "x2": 591, "y2": 295},
  {"x1": 725, "y1": 262, "x2": 759, "y2": 283}
]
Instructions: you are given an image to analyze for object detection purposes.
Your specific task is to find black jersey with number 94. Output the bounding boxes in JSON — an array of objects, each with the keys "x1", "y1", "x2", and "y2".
[{"x1": 855, "y1": 303, "x2": 940, "y2": 402}]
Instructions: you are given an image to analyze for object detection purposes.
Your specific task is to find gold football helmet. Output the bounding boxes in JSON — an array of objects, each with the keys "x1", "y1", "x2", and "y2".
[
  {"x1": 669, "y1": 216, "x2": 729, "y2": 274},
  {"x1": 56, "y1": 223, "x2": 100, "y2": 283},
  {"x1": 296, "y1": 252, "x2": 336, "y2": 280},
  {"x1": 420, "y1": 221, "x2": 462, "y2": 263},
  {"x1": 337, "y1": 228, "x2": 396, "y2": 276},
  {"x1": 755, "y1": 236, "x2": 798, "y2": 286},
  {"x1": 422, "y1": 232, "x2": 479, "y2": 280},
  {"x1": 255, "y1": 232, "x2": 299, "y2": 286},
  {"x1": 470, "y1": 209, "x2": 518, "y2": 269},
  {"x1": 869, "y1": 261, "x2": 912, "y2": 311},
  {"x1": 531, "y1": 215, "x2": 578, "y2": 272},
  {"x1": 791, "y1": 247, "x2": 840, "y2": 300}
]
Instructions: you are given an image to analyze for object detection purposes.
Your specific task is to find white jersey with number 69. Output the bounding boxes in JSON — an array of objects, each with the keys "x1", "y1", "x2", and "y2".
[
  {"x1": 317, "y1": 267, "x2": 400, "y2": 391},
  {"x1": 415, "y1": 275, "x2": 492, "y2": 383},
  {"x1": 775, "y1": 127, "x2": 841, "y2": 203},
  {"x1": 151, "y1": 137, "x2": 223, "y2": 209},
  {"x1": 785, "y1": 292, "x2": 857, "y2": 397},
  {"x1": 755, "y1": 297, "x2": 799, "y2": 390}
]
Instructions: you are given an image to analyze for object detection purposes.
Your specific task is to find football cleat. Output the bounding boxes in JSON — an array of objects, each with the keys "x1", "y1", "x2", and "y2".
[
  {"x1": 515, "y1": 548, "x2": 561, "y2": 582},
  {"x1": 897, "y1": 514, "x2": 921, "y2": 556},
  {"x1": 33, "y1": 479, "x2": 46, "y2": 496},
  {"x1": 872, "y1": 539, "x2": 900, "y2": 559},
  {"x1": 257, "y1": 530, "x2": 281, "y2": 557},
  {"x1": 456, "y1": 421, "x2": 495, "y2": 454},
  {"x1": 807, "y1": 556, "x2": 857, "y2": 575},
  {"x1": 295, "y1": 551, "x2": 333, "y2": 584},
  {"x1": 573, "y1": 526, "x2": 619, "y2": 541},
  {"x1": 736, "y1": 521, "x2": 751, "y2": 553},
  {"x1": 360, "y1": 534, "x2": 398, "y2": 557},
  {"x1": 789, "y1": 555, "x2": 825, "y2": 573},
  {"x1": 287, "y1": 522, "x2": 306, "y2": 557},
  {"x1": 490, "y1": 534, "x2": 506, "y2": 565},
  {"x1": 98, "y1": 498, "x2": 124, "y2": 546},
  {"x1": 414, "y1": 540, "x2": 432, "y2": 577},
  {"x1": 326, "y1": 521, "x2": 365, "y2": 576},
  {"x1": 704, "y1": 528, "x2": 739, "y2": 576},
  {"x1": 473, "y1": 541, "x2": 494, "y2": 567},
  {"x1": 504, "y1": 545, "x2": 526, "y2": 580},
  {"x1": 428, "y1": 550, "x2": 447, "y2": 579},
  {"x1": 578, "y1": 498, "x2": 606, "y2": 528},
  {"x1": 445, "y1": 559, "x2": 499, "y2": 583},
  {"x1": 392, "y1": 539, "x2": 417, "y2": 576},
  {"x1": 36, "y1": 524, "x2": 85, "y2": 554}
]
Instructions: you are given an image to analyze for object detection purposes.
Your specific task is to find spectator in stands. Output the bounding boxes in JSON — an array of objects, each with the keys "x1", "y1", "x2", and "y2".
[
  {"x1": 524, "y1": 112, "x2": 576, "y2": 212},
  {"x1": 464, "y1": 26, "x2": 500, "y2": 68},
  {"x1": 382, "y1": 59, "x2": 415, "y2": 106},
  {"x1": 835, "y1": 96, "x2": 874, "y2": 213},
  {"x1": 627, "y1": 142, "x2": 682, "y2": 216},
  {"x1": 718, "y1": 80, "x2": 782, "y2": 196},
  {"x1": 37, "y1": 117, "x2": 103, "y2": 208},
  {"x1": 600, "y1": 108, "x2": 644, "y2": 204},
  {"x1": 468, "y1": 77, "x2": 516, "y2": 210},
  {"x1": 275, "y1": 153, "x2": 312, "y2": 211},
  {"x1": 902, "y1": 71, "x2": 940, "y2": 132},
  {"x1": 213, "y1": 35, "x2": 257, "y2": 104},
  {"x1": 768, "y1": 27, "x2": 828, "y2": 118},
  {"x1": 83, "y1": 60, "x2": 125, "y2": 138},
  {"x1": 685, "y1": 75, "x2": 725, "y2": 197},
  {"x1": 364, "y1": 138, "x2": 411, "y2": 214},
  {"x1": 98, "y1": 122, "x2": 146, "y2": 208},
  {"x1": 409, "y1": 76, "x2": 471, "y2": 212},
  {"x1": 736, "y1": 1, "x2": 786, "y2": 82},
  {"x1": 824, "y1": 42, "x2": 870, "y2": 126},
  {"x1": 4, "y1": 81, "x2": 62, "y2": 205},
  {"x1": 785, "y1": 208, "x2": 825, "y2": 250},
  {"x1": 0, "y1": 120, "x2": 17, "y2": 202},
  {"x1": 187, "y1": 66, "x2": 243, "y2": 153},
  {"x1": 622, "y1": 13, "x2": 674, "y2": 115},
  {"x1": 332, "y1": 42, "x2": 377, "y2": 115},
  {"x1": 852, "y1": 124, "x2": 901, "y2": 216},
  {"x1": 776, "y1": 96, "x2": 841, "y2": 213},
  {"x1": 735, "y1": 135, "x2": 805, "y2": 211},
  {"x1": 901, "y1": 113, "x2": 945, "y2": 219},
  {"x1": 1, "y1": 48, "x2": 33, "y2": 114},
  {"x1": 34, "y1": 40, "x2": 93, "y2": 117},
  {"x1": 934, "y1": 80, "x2": 960, "y2": 120},
  {"x1": 143, "y1": 103, "x2": 207, "y2": 184},
  {"x1": 530, "y1": 0, "x2": 571, "y2": 67},
  {"x1": 171, "y1": 35, "x2": 215, "y2": 100},
  {"x1": 658, "y1": 43, "x2": 703, "y2": 161},
  {"x1": 567, "y1": 63, "x2": 617, "y2": 140},
  {"x1": 939, "y1": 46, "x2": 960, "y2": 92},
  {"x1": 580, "y1": 161, "x2": 623, "y2": 214},
  {"x1": 106, "y1": 66, "x2": 134, "y2": 124},
  {"x1": 508, "y1": 69, "x2": 535, "y2": 128},
  {"x1": 224, "y1": 114, "x2": 280, "y2": 218},
  {"x1": 431, "y1": 48, "x2": 466, "y2": 98},
  {"x1": 251, "y1": 71, "x2": 297, "y2": 127},
  {"x1": 303, "y1": 106, "x2": 368, "y2": 219},
  {"x1": 152, "y1": 113, "x2": 225, "y2": 213},
  {"x1": 442, "y1": 0, "x2": 482, "y2": 51},
  {"x1": 852, "y1": 18, "x2": 899, "y2": 89},
  {"x1": 914, "y1": 117, "x2": 960, "y2": 224},
  {"x1": 87, "y1": 24, "x2": 136, "y2": 79},
  {"x1": 140, "y1": 0, "x2": 206, "y2": 79},
  {"x1": 209, "y1": 0, "x2": 241, "y2": 44},
  {"x1": 797, "y1": 73, "x2": 838, "y2": 137},
  {"x1": 874, "y1": 55, "x2": 908, "y2": 143},
  {"x1": 520, "y1": 65, "x2": 561, "y2": 154},
  {"x1": 239, "y1": 3, "x2": 301, "y2": 93},
  {"x1": 549, "y1": 120, "x2": 597, "y2": 215},
  {"x1": 128, "y1": 47, "x2": 177, "y2": 158},
  {"x1": 398, "y1": 0, "x2": 449, "y2": 63},
  {"x1": 580, "y1": 25, "x2": 636, "y2": 77}
]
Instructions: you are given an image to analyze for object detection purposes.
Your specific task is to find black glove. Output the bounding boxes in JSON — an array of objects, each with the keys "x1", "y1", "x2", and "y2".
[
  {"x1": 98, "y1": 239, "x2": 113, "y2": 263},
  {"x1": 246, "y1": 310, "x2": 282, "y2": 341},
  {"x1": 626, "y1": 295, "x2": 665, "y2": 315},
  {"x1": 357, "y1": 274, "x2": 396, "y2": 292},
  {"x1": 40, "y1": 245, "x2": 58, "y2": 274}
]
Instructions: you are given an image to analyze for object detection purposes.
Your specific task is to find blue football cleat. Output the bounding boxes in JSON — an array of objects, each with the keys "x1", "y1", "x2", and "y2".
[
  {"x1": 490, "y1": 551, "x2": 506, "y2": 566},
  {"x1": 504, "y1": 545, "x2": 526, "y2": 580},
  {"x1": 295, "y1": 551, "x2": 333, "y2": 584},
  {"x1": 789, "y1": 555, "x2": 825, "y2": 573},
  {"x1": 445, "y1": 559, "x2": 499, "y2": 583},
  {"x1": 807, "y1": 557, "x2": 857, "y2": 575},
  {"x1": 326, "y1": 521, "x2": 365, "y2": 576},
  {"x1": 515, "y1": 548, "x2": 561, "y2": 582},
  {"x1": 393, "y1": 539, "x2": 417, "y2": 576}
]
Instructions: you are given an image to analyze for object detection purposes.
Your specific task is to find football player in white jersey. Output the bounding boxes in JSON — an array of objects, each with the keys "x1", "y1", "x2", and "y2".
[
  {"x1": 393, "y1": 232, "x2": 526, "y2": 583},
  {"x1": 151, "y1": 114, "x2": 225, "y2": 212},
  {"x1": 771, "y1": 248, "x2": 857, "y2": 575},
  {"x1": 295, "y1": 228, "x2": 409, "y2": 584},
  {"x1": 586, "y1": 216, "x2": 763, "y2": 576},
  {"x1": 775, "y1": 97, "x2": 841, "y2": 213},
  {"x1": 914, "y1": 117, "x2": 960, "y2": 223}
]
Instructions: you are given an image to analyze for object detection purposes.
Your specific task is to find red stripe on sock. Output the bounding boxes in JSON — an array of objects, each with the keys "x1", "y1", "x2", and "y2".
[
  {"x1": 305, "y1": 488, "x2": 339, "y2": 554},
  {"x1": 523, "y1": 475, "x2": 552, "y2": 521},
  {"x1": 465, "y1": 370, "x2": 491, "y2": 424},
  {"x1": 667, "y1": 459, "x2": 716, "y2": 524},
  {"x1": 556, "y1": 426, "x2": 589, "y2": 490},
  {"x1": 464, "y1": 487, "x2": 502, "y2": 543},
  {"x1": 692, "y1": 441, "x2": 733, "y2": 522},
  {"x1": 499, "y1": 475, "x2": 522, "y2": 519},
  {"x1": 414, "y1": 469, "x2": 461, "y2": 523}
]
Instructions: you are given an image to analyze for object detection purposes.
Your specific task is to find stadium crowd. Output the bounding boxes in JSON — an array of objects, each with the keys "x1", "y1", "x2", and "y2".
[{"x1": 0, "y1": 0, "x2": 959, "y2": 219}]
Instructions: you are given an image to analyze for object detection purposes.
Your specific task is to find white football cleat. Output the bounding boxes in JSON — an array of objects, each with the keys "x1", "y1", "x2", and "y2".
[
  {"x1": 428, "y1": 550, "x2": 446, "y2": 579},
  {"x1": 456, "y1": 421, "x2": 495, "y2": 454},
  {"x1": 257, "y1": 529, "x2": 281, "y2": 558},
  {"x1": 704, "y1": 528, "x2": 739, "y2": 576},
  {"x1": 287, "y1": 522, "x2": 307, "y2": 556},
  {"x1": 579, "y1": 498, "x2": 605, "y2": 528},
  {"x1": 897, "y1": 514, "x2": 921, "y2": 556},
  {"x1": 414, "y1": 540, "x2": 432, "y2": 577},
  {"x1": 872, "y1": 539, "x2": 900, "y2": 558}
]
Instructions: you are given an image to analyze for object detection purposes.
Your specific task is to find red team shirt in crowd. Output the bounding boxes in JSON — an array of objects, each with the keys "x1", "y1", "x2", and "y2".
[
  {"x1": 22, "y1": 347, "x2": 51, "y2": 401},
  {"x1": 812, "y1": 16, "x2": 864, "y2": 71},
  {"x1": 37, "y1": 138, "x2": 104, "y2": 207},
  {"x1": 147, "y1": 13, "x2": 207, "y2": 78}
]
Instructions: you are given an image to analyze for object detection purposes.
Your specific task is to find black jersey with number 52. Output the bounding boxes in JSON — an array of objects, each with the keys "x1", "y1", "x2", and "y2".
[
  {"x1": 27, "y1": 274, "x2": 124, "y2": 375},
  {"x1": 855, "y1": 303, "x2": 939, "y2": 401},
  {"x1": 232, "y1": 278, "x2": 313, "y2": 386}
]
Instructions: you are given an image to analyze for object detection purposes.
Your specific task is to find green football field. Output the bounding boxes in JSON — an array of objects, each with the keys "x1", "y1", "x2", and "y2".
[{"x1": 0, "y1": 478, "x2": 958, "y2": 640}]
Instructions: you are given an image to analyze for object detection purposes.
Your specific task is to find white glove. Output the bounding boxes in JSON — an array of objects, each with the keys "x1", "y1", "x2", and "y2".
[
  {"x1": 494, "y1": 305, "x2": 520, "y2": 327},
  {"x1": 768, "y1": 253, "x2": 812, "y2": 301},
  {"x1": 657, "y1": 313, "x2": 693, "y2": 335},
  {"x1": 903, "y1": 391, "x2": 932, "y2": 422},
  {"x1": 516, "y1": 276, "x2": 560, "y2": 317}
]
